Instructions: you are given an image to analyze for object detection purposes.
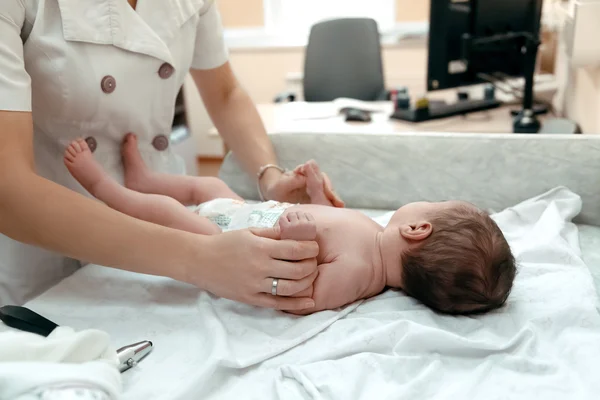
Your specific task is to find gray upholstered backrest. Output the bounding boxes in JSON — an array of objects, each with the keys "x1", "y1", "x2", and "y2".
[
  {"x1": 219, "y1": 133, "x2": 600, "y2": 226},
  {"x1": 303, "y1": 18, "x2": 385, "y2": 102}
]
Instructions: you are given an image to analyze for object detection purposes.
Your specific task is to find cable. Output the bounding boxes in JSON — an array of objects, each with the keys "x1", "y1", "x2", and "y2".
[
  {"x1": 476, "y1": 73, "x2": 556, "y2": 117},
  {"x1": 493, "y1": 72, "x2": 524, "y2": 96},
  {"x1": 476, "y1": 73, "x2": 523, "y2": 99},
  {"x1": 492, "y1": 72, "x2": 556, "y2": 116}
]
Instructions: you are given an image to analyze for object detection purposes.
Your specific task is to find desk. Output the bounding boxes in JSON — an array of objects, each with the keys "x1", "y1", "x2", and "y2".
[
  {"x1": 213, "y1": 101, "x2": 547, "y2": 137},
  {"x1": 211, "y1": 100, "x2": 550, "y2": 154},
  {"x1": 264, "y1": 102, "x2": 540, "y2": 133}
]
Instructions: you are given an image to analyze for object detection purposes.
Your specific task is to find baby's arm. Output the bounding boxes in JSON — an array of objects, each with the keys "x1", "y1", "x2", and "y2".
[{"x1": 277, "y1": 212, "x2": 376, "y2": 314}]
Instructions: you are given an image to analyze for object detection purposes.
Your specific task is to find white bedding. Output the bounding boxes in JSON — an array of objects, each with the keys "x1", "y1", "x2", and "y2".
[{"x1": 22, "y1": 187, "x2": 600, "y2": 399}]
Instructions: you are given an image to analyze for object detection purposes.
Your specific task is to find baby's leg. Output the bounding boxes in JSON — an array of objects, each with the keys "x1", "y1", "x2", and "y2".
[
  {"x1": 122, "y1": 134, "x2": 242, "y2": 206},
  {"x1": 278, "y1": 211, "x2": 318, "y2": 298},
  {"x1": 64, "y1": 139, "x2": 220, "y2": 235}
]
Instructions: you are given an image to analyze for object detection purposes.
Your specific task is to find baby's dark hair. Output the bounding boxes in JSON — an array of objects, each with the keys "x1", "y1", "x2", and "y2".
[{"x1": 400, "y1": 204, "x2": 516, "y2": 315}]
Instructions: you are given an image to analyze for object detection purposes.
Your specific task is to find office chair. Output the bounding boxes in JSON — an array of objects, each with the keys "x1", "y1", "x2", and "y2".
[{"x1": 274, "y1": 18, "x2": 388, "y2": 102}]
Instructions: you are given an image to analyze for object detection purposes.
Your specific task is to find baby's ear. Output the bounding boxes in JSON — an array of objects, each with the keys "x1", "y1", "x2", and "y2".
[{"x1": 400, "y1": 221, "x2": 432, "y2": 241}]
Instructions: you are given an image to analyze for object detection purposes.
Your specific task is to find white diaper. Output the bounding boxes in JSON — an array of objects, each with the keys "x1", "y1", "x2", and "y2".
[{"x1": 194, "y1": 199, "x2": 294, "y2": 232}]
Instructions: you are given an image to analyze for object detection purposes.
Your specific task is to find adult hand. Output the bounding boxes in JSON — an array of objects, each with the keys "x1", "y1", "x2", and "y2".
[
  {"x1": 189, "y1": 227, "x2": 319, "y2": 311},
  {"x1": 262, "y1": 160, "x2": 345, "y2": 207}
]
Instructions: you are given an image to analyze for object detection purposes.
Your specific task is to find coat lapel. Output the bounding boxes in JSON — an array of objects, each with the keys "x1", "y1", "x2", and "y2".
[{"x1": 56, "y1": 0, "x2": 207, "y2": 63}]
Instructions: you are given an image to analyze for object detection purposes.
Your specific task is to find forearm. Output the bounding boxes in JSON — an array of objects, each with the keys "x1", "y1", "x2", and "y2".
[
  {"x1": 210, "y1": 86, "x2": 285, "y2": 193},
  {"x1": 192, "y1": 65, "x2": 284, "y2": 191},
  {"x1": 211, "y1": 86, "x2": 275, "y2": 175},
  {"x1": 0, "y1": 171, "x2": 201, "y2": 283}
]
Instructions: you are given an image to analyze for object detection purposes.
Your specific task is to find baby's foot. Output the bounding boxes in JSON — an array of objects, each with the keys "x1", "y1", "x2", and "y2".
[
  {"x1": 122, "y1": 133, "x2": 152, "y2": 191},
  {"x1": 278, "y1": 211, "x2": 317, "y2": 241},
  {"x1": 303, "y1": 161, "x2": 334, "y2": 206},
  {"x1": 64, "y1": 139, "x2": 110, "y2": 197}
]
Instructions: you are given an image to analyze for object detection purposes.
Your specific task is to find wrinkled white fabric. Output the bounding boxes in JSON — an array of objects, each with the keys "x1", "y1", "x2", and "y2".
[
  {"x1": 0, "y1": 326, "x2": 121, "y2": 400},
  {"x1": 24, "y1": 187, "x2": 600, "y2": 399}
]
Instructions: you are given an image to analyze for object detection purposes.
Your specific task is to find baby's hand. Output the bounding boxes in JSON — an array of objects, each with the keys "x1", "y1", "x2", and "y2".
[
  {"x1": 278, "y1": 212, "x2": 317, "y2": 241},
  {"x1": 293, "y1": 161, "x2": 342, "y2": 207}
]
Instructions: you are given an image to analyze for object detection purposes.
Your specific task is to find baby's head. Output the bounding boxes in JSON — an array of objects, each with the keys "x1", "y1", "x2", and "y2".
[{"x1": 384, "y1": 201, "x2": 516, "y2": 315}]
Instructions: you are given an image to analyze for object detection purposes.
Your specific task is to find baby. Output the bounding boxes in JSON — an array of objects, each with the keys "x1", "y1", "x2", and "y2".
[{"x1": 64, "y1": 135, "x2": 516, "y2": 315}]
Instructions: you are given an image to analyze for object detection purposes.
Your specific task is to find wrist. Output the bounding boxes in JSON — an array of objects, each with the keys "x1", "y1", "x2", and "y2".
[
  {"x1": 170, "y1": 231, "x2": 212, "y2": 289},
  {"x1": 257, "y1": 164, "x2": 285, "y2": 200}
]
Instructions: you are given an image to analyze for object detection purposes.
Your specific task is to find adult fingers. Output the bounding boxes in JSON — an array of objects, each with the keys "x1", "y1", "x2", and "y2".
[
  {"x1": 269, "y1": 257, "x2": 318, "y2": 281},
  {"x1": 263, "y1": 270, "x2": 318, "y2": 296},
  {"x1": 291, "y1": 286, "x2": 314, "y2": 298},
  {"x1": 293, "y1": 163, "x2": 306, "y2": 175},
  {"x1": 249, "y1": 226, "x2": 281, "y2": 240},
  {"x1": 282, "y1": 172, "x2": 307, "y2": 192},
  {"x1": 254, "y1": 294, "x2": 316, "y2": 311},
  {"x1": 267, "y1": 239, "x2": 319, "y2": 262}
]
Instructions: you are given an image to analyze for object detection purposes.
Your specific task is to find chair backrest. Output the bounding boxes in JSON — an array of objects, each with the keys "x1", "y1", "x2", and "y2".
[{"x1": 303, "y1": 18, "x2": 385, "y2": 102}]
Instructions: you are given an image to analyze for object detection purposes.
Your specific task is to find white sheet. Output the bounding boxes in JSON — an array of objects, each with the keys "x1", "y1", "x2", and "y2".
[{"x1": 22, "y1": 187, "x2": 600, "y2": 399}]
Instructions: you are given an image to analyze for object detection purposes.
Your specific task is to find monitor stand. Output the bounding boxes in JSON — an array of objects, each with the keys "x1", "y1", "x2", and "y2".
[
  {"x1": 393, "y1": 30, "x2": 546, "y2": 133},
  {"x1": 390, "y1": 97, "x2": 501, "y2": 123},
  {"x1": 511, "y1": 32, "x2": 542, "y2": 134}
]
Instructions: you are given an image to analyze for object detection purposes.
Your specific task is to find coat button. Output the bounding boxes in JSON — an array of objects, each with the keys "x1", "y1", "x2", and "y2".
[
  {"x1": 158, "y1": 63, "x2": 174, "y2": 79},
  {"x1": 101, "y1": 76, "x2": 116, "y2": 94},
  {"x1": 85, "y1": 136, "x2": 97, "y2": 153},
  {"x1": 152, "y1": 135, "x2": 169, "y2": 151}
]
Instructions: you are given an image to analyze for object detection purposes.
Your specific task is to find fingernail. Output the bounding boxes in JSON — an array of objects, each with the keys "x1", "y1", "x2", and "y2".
[{"x1": 305, "y1": 301, "x2": 315, "y2": 308}]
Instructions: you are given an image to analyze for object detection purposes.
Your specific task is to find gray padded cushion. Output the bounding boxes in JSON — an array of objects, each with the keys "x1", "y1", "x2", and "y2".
[
  {"x1": 219, "y1": 132, "x2": 600, "y2": 226},
  {"x1": 579, "y1": 225, "x2": 600, "y2": 297}
]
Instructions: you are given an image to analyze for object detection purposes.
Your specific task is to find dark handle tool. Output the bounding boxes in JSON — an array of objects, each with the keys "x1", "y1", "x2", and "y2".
[
  {"x1": 0, "y1": 304, "x2": 153, "y2": 372},
  {"x1": 0, "y1": 305, "x2": 58, "y2": 337}
]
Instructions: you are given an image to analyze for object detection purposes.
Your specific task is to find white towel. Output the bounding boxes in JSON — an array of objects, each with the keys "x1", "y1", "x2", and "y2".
[{"x1": 0, "y1": 326, "x2": 122, "y2": 400}]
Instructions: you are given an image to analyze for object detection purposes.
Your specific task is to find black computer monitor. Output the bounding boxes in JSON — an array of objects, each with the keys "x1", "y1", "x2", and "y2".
[
  {"x1": 427, "y1": 0, "x2": 543, "y2": 92},
  {"x1": 391, "y1": 0, "x2": 545, "y2": 133}
]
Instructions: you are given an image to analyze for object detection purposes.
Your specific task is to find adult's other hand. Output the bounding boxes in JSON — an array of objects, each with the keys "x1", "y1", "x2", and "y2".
[
  {"x1": 189, "y1": 227, "x2": 319, "y2": 311},
  {"x1": 262, "y1": 160, "x2": 345, "y2": 207}
]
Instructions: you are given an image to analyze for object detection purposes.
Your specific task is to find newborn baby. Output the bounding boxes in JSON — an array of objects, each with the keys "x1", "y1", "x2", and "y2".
[{"x1": 65, "y1": 136, "x2": 516, "y2": 315}]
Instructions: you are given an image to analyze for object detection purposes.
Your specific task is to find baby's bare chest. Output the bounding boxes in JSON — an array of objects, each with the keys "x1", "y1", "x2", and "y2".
[{"x1": 285, "y1": 205, "x2": 381, "y2": 264}]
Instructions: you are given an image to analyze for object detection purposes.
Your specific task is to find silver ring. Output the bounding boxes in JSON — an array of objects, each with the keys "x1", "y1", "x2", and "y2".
[{"x1": 271, "y1": 278, "x2": 279, "y2": 296}]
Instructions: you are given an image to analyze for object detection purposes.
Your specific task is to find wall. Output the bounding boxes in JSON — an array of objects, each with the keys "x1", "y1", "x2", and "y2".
[
  {"x1": 553, "y1": 24, "x2": 600, "y2": 133},
  {"x1": 563, "y1": 68, "x2": 600, "y2": 133},
  {"x1": 229, "y1": 42, "x2": 428, "y2": 105},
  {"x1": 218, "y1": 0, "x2": 430, "y2": 27},
  {"x1": 189, "y1": 41, "x2": 429, "y2": 157},
  {"x1": 189, "y1": 1, "x2": 430, "y2": 157}
]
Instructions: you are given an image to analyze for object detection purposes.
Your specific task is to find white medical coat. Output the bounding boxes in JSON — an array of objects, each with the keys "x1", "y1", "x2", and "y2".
[{"x1": 0, "y1": 0, "x2": 228, "y2": 305}]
